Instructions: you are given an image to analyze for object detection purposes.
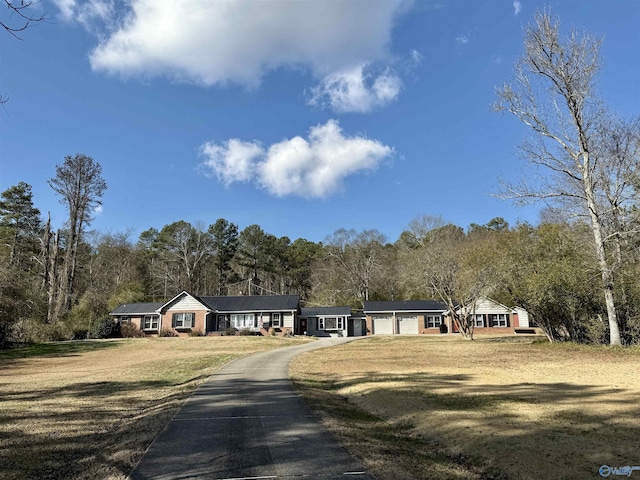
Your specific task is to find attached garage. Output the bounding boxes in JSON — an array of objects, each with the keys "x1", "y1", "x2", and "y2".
[
  {"x1": 397, "y1": 315, "x2": 419, "y2": 334},
  {"x1": 364, "y1": 300, "x2": 448, "y2": 337},
  {"x1": 372, "y1": 316, "x2": 393, "y2": 335}
]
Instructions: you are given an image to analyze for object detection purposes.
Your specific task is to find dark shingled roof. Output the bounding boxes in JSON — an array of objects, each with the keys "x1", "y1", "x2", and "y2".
[
  {"x1": 198, "y1": 295, "x2": 300, "y2": 312},
  {"x1": 300, "y1": 306, "x2": 352, "y2": 317},
  {"x1": 363, "y1": 300, "x2": 447, "y2": 312},
  {"x1": 109, "y1": 302, "x2": 163, "y2": 315}
]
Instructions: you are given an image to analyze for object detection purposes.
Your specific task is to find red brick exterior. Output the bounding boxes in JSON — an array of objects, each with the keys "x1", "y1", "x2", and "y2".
[
  {"x1": 162, "y1": 309, "x2": 207, "y2": 336},
  {"x1": 364, "y1": 312, "x2": 518, "y2": 336}
]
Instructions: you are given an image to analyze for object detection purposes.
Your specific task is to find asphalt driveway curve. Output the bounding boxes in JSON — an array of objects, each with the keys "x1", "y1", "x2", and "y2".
[{"x1": 128, "y1": 337, "x2": 374, "y2": 480}]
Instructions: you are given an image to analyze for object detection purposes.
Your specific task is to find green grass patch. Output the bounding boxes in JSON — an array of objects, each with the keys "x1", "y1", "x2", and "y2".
[{"x1": 0, "y1": 339, "x2": 124, "y2": 360}]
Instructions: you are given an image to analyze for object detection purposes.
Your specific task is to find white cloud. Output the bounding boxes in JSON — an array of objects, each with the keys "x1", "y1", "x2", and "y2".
[
  {"x1": 56, "y1": 0, "x2": 410, "y2": 87},
  {"x1": 308, "y1": 64, "x2": 402, "y2": 114},
  {"x1": 410, "y1": 49, "x2": 424, "y2": 65},
  {"x1": 513, "y1": 1, "x2": 522, "y2": 15},
  {"x1": 199, "y1": 120, "x2": 393, "y2": 198},
  {"x1": 455, "y1": 34, "x2": 469, "y2": 45},
  {"x1": 54, "y1": 0, "x2": 113, "y2": 28},
  {"x1": 199, "y1": 139, "x2": 263, "y2": 185},
  {"x1": 94, "y1": 204, "x2": 103, "y2": 215}
]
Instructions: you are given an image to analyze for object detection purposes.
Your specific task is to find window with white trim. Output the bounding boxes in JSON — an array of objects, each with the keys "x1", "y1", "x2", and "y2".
[
  {"x1": 231, "y1": 314, "x2": 255, "y2": 329},
  {"x1": 318, "y1": 316, "x2": 344, "y2": 330},
  {"x1": 120, "y1": 316, "x2": 130, "y2": 324},
  {"x1": 272, "y1": 313, "x2": 281, "y2": 327},
  {"x1": 473, "y1": 314, "x2": 485, "y2": 327},
  {"x1": 142, "y1": 315, "x2": 159, "y2": 330},
  {"x1": 426, "y1": 315, "x2": 442, "y2": 328},
  {"x1": 172, "y1": 312, "x2": 195, "y2": 329},
  {"x1": 489, "y1": 313, "x2": 508, "y2": 327}
]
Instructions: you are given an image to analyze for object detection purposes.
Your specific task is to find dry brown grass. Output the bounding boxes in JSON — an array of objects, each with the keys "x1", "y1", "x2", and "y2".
[
  {"x1": 0, "y1": 336, "x2": 310, "y2": 480},
  {"x1": 290, "y1": 336, "x2": 640, "y2": 480}
]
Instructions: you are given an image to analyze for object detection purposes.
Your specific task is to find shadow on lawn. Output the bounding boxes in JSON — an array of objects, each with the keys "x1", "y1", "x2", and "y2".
[
  {"x1": 0, "y1": 375, "x2": 198, "y2": 480},
  {"x1": 0, "y1": 340, "x2": 123, "y2": 361},
  {"x1": 293, "y1": 372, "x2": 640, "y2": 480}
]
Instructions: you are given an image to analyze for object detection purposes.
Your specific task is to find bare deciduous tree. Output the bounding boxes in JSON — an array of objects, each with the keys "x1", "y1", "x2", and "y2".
[
  {"x1": 48, "y1": 154, "x2": 106, "y2": 322},
  {"x1": 494, "y1": 11, "x2": 637, "y2": 345},
  {"x1": 1, "y1": 0, "x2": 45, "y2": 38},
  {"x1": 419, "y1": 228, "x2": 497, "y2": 340},
  {"x1": 322, "y1": 228, "x2": 387, "y2": 307}
]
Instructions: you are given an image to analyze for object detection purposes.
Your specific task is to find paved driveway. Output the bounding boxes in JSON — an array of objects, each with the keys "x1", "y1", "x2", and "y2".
[{"x1": 129, "y1": 337, "x2": 373, "y2": 479}]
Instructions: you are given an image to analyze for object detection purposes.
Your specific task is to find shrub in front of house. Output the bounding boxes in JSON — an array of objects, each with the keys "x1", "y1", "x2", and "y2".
[
  {"x1": 89, "y1": 318, "x2": 119, "y2": 339},
  {"x1": 238, "y1": 328, "x2": 252, "y2": 336},
  {"x1": 72, "y1": 329, "x2": 89, "y2": 340},
  {"x1": 159, "y1": 327, "x2": 179, "y2": 337},
  {"x1": 222, "y1": 327, "x2": 238, "y2": 336},
  {"x1": 120, "y1": 323, "x2": 146, "y2": 338},
  {"x1": 188, "y1": 329, "x2": 205, "y2": 337}
]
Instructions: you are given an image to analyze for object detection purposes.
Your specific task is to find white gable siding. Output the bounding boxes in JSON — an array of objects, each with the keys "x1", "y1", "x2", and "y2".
[
  {"x1": 166, "y1": 294, "x2": 206, "y2": 311},
  {"x1": 514, "y1": 307, "x2": 530, "y2": 327},
  {"x1": 283, "y1": 312, "x2": 294, "y2": 328},
  {"x1": 473, "y1": 297, "x2": 511, "y2": 315}
]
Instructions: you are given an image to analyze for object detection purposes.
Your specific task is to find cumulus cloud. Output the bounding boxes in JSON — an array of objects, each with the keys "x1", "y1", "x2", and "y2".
[
  {"x1": 199, "y1": 120, "x2": 393, "y2": 198},
  {"x1": 513, "y1": 1, "x2": 522, "y2": 15},
  {"x1": 199, "y1": 139, "x2": 264, "y2": 185},
  {"x1": 56, "y1": 0, "x2": 410, "y2": 88},
  {"x1": 308, "y1": 64, "x2": 403, "y2": 114}
]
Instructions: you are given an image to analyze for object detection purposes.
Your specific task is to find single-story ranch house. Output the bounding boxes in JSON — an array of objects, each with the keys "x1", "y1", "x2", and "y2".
[
  {"x1": 363, "y1": 296, "x2": 534, "y2": 336},
  {"x1": 110, "y1": 291, "x2": 300, "y2": 336},
  {"x1": 110, "y1": 291, "x2": 534, "y2": 337}
]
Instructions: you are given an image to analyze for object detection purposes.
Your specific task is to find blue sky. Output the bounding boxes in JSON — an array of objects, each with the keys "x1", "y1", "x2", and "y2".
[{"x1": 1, "y1": 0, "x2": 639, "y2": 243}]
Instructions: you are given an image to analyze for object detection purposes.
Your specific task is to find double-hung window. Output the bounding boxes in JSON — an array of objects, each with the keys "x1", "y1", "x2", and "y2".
[
  {"x1": 489, "y1": 314, "x2": 508, "y2": 327},
  {"x1": 426, "y1": 315, "x2": 442, "y2": 328},
  {"x1": 172, "y1": 312, "x2": 195, "y2": 329},
  {"x1": 473, "y1": 314, "x2": 485, "y2": 327},
  {"x1": 272, "y1": 313, "x2": 281, "y2": 327},
  {"x1": 142, "y1": 315, "x2": 159, "y2": 330}
]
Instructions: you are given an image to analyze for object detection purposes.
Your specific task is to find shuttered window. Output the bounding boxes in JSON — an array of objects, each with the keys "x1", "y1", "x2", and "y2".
[{"x1": 172, "y1": 313, "x2": 195, "y2": 328}]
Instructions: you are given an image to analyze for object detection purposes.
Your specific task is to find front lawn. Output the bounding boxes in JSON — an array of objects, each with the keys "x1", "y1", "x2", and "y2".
[
  {"x1": 0, "y1": 336, "x2": 310, "y2": 480},
  {"x1": 290, "y1": 336, "x2": 640, "y2": 479}
]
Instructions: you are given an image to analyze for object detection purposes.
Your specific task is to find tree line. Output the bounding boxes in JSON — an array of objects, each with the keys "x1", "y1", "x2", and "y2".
[
  {"x1": 1, "y1": 11, "x2": 639, "y2": 346},
  {"x1": 2, "y1": 169, "x2": 640, "y2": 346}
]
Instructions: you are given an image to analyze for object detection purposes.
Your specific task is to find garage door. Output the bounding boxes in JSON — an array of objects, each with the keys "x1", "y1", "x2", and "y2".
[
  {"x1": 398, "y1": 316, "x2": 419, "y2": 334},
  {"x1": 372, "y1": 316, "x2": 393, "y2": 335}
]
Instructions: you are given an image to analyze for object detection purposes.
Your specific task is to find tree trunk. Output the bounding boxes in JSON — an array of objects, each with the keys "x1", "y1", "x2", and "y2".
[
  {"x1": 46, "y1": 230, "x2": 60, "y2": 324},
  {"x1": 583, "y1": 159, "x2": 621, "y2": 345}
]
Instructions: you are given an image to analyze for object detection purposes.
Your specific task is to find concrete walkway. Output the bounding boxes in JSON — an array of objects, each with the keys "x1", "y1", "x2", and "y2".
[{"x1": 129, "y1": 338, "x2": 373, "y2": 480}]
